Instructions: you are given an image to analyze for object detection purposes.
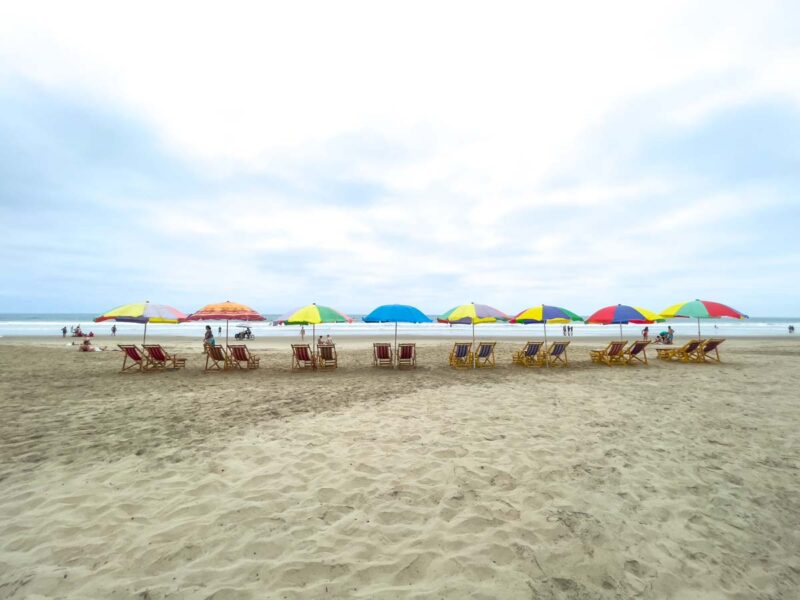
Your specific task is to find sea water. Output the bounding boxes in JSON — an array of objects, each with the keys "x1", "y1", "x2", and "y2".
[{"x1": 0, "y1": 314, "x2": 797, "y2": 339}]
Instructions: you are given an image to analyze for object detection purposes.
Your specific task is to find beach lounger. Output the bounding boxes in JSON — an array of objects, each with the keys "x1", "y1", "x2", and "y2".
[
  {"x1": 512, "y1": 341, "x2": 544, "y2": 367},
  {"x1": 543, "y1": 341, "x2": 570, "y2": 367},
  {"x1": 118, "y1": 344, "x2": 153, "y2": 372},
  {"x1": 373, "y1": 343, "x2": 393, "y2": 368},
  {"x1": 699, "y1": 338, "x2": 725, "y2": 363},
  {"x1": 227, "y1": 344, "x2": 260, "y2": 369},
  {"x1": 291, "y1": 344, "x2": 316, "y2": 370},
  {"x1": 317, "y1": 344, "x2": 338, "y2": 370},
  {"x1": 474, "y1": 342, "x2": 497, "y2": 368},
  {"x1": 656, "y1": 339, "x2": 704, "y2": 362},
  {"x1": 590, "y1": 340, "x2": 627, "y2": 366},
  {"x1": 449, "y1": 342, "x2": 472, "y2": 369},
  {"x1": 624, "y1": 340, "x2": 651, "y2": 365},
  {"x1": 205, "y1": 344, "x2": 233, "y2": 371},
  {"x1": 397, "y1": 343, "x2": 417, "y2": 369},
  {"x1": 143, "y1": 344, "x2": 186, "y2": 370}
]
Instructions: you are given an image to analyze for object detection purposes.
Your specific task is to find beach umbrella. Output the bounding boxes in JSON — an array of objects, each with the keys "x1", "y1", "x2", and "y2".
[
  {"x1": 438, "y1": 303, "x2": 510, "y2": 367},
  {"x1": 363, "y1": 304, "x2": 432, "y2": 355},
  {"x1": 274, "y1": 303, "x2": 353, "y2": 353},
  {"x1": 185, "y1": 301, "x2": 265, "y2": 345},
  {"x1": 510, "y1": 305, "x2": 583, "y2": 359},
  {"x1": 586, "y1": 304, "x2": 664, "y2": 339},
  {"x1": 94, "y1": 301, "x2": 187, "y2": 344},
  {"x1": 660, "y1": 299, "x2": 748, "y2": 340}
]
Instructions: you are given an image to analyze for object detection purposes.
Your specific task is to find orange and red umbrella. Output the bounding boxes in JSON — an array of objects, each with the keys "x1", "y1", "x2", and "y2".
[{"x1": 186, "y1": 301, "x2": 265, "y2": 345}]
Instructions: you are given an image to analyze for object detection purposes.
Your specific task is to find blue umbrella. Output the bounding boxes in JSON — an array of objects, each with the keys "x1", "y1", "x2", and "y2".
[{"x1": 363, "y1": 304, "x2": 432, "y2": 354}]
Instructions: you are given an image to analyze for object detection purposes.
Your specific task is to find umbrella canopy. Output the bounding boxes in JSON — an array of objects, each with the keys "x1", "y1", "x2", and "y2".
[
  {"x1": 511, "y1": 305, "x2": 583, "y2": 364},
  {"x1": 438, "y1": 303, "x2": 509, "y2": 325},
  {"x1": 275, "y1": 303, "x2": 353, "y2": 352},
  {"x1": 363, "y1": 304, "x2": 432, "y2": 356},
  {"x1": 660, "y1": 299, "x2": 748, "y2": 339},
  {"x1": 94, "y1": 301, "x2": 187, "y2": 343},
  {"x1": 586, "y1": 304, "x2": 664, "y2": 339},
  {"x1": 186, "y1": 301, "x2": 265, "y2": 345},
  {"x1": 511, "y1": 305, "x2": 583, "y2": 324},
  {"x1": 438, "y1": 303, "x2": 509, "y2": 367}
]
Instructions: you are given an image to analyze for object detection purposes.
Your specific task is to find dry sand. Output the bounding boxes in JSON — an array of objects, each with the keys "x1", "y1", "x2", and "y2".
[{"x1": 1, "y1": 335, "x2": 799, "y2": 599}]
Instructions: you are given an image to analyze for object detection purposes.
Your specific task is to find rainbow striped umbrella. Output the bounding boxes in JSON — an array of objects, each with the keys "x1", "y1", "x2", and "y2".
[
  {"x1": 660, "y1": 299, "x2": 748, "y2": 339},
  {"x1": 186, "y1": 301, "x2": 265, "y2": 345},
  {"x1": 275, "y1": 303, "x2": 353, "y2": 352},
  {"x1": 511, "y1": 304, "x2": 583, "y2": 351},
  {"x1": 95, "y1": 301, "x2": 187, "y2": 343},
  {"x1": 586, "y1": 304, "x2": 664, "y2": 339},
  {"x1": 438, "y1": 303, "x2": 509, "y2": 366}
]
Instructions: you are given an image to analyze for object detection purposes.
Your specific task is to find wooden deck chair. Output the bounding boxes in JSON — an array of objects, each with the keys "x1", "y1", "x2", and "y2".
[
  {"x1": 474, "y1": 342, "x2": 496, "y2": 368},
  {"x1": 397, "y1": 343, "x2": 416, "y2": 369},
  {"x1": 373, "y1": 343, "x2": 393, "y2": 368},
  {"x1": 544, "y1": 341, "x2": 570, "y2": 367},
  {"x1": 699, "y1": 338, "x2": 725, "y2": 363},
  {"x1": 590, "y1": 340, "x2": 628, "y2": 366},
  {"x1": 205, "y1": 344, "x2": 233, "y2": 371},
  {"x1": 317, "y1": 344, "x2": 338, "y2": 370},
  {"x1": 449, "y1": 342, "x2": 472, "y2": 369},
  {"x1": 143, "y1": 344, "x2": 186, "y2": 370},
  {"x1": 624, "y1": 340, "x2": 651, "y2": 365},
  {"x1": 118, "y1": 344, "x2": 153, "y2": 373},
  {"x1": 657, "y1": 339, "x2": 704, "y2": 362},
  {"x1": 512, "y1": 341, "x2": 544, "y2": 367},
  {"x1": 228, "y1": 344, "x2": 260, "y2": 369},
  {"x1": 291, "y1": 344, "x2": 316, "y2": 371}
]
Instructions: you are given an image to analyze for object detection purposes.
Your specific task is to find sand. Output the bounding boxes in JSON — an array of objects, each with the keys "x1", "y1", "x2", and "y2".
[{"x1": 1, "y1": 335, "x2": 799, "y2": 599}]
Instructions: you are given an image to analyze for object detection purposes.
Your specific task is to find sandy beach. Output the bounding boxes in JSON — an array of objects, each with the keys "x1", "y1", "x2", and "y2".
[{"x1": 1, "y1": 335, "x2": 799, "y2": 599}]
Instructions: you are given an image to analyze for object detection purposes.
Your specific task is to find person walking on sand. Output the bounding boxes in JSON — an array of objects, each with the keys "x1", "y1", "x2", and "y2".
[
  {"x1": 642, "y1": 326, "x2": 649, "y2": 341},
  {"x1": 204, "y1": 325, "x2": 216, "y2": 347},
  {"x1": 300, "y1": 326, "x2": 306, "y2": 341},
  {"x1": 111, "y1": 324, "x2": 117, "y2": 336},
  {"x1": 61, "y1": 326, "x2": 67, "y2": 338}
]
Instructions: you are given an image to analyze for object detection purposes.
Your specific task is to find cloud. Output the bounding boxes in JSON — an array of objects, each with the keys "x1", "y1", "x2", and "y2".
[{"x1": 1, "y1": 3, "x2": 799, "y2": 315}]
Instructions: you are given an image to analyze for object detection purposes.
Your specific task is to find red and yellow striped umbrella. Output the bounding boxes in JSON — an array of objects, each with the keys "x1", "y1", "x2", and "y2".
[{"x1": 186, "y1": 301, "x2": 265, "y2": 345}]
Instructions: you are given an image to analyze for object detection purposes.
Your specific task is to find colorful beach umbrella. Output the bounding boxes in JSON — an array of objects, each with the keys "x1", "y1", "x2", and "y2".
[
  {"x1": 438, "y1": 303, "x2": 510, "y2": 367},
  {"x1": 274, "y1": 303, "x2": 353, "y2": 352},
  {"x1": 586, "y1": 304, "x2": 664, "y2": 339},
  {"x1": 186, "y1": 301, "x2": 265, "y2": 345},
  {"x1": 660, "y1": 299, "x2": 748, "y2": 339},
  {"x1": 510, "y1": 305, "x2": 583, "y2": 356},
  {"x1": 94, "y1": 301, "x2": 187, "y2": 343},
  {"x1": 363, "y1": 304, "x2": 432, "y2": 355}
]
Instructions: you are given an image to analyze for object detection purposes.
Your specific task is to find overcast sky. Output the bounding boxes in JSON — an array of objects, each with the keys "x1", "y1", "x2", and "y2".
[{"x1": 1, "y1": 2, "x2": 798, "y2": 316}]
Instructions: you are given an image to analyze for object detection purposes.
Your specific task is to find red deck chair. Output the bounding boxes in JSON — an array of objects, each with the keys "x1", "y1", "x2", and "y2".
[
  {"x1": 373, "y1": 343, "x2": 393, "y2": 367},
  {"x1": 228, "y1": 344, "x2": 260, "y2": 369},
  {"x1": 397, "y1": 343, "x2": 416, "y2": 369},
  {"x1": 292, "y1": 344, "x2": 316, "y2": 370},
  {"x1": 118, "y1": 344, "x2": 154, "y2": 372},
  {"x1": 143, "y1": 344, "x2": 186, "y2": 370}
]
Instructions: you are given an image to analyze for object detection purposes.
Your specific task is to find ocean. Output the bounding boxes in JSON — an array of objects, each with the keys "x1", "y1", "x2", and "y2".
[{"x1": 0, "y1": 314, "x2": 797, "y2": 339}]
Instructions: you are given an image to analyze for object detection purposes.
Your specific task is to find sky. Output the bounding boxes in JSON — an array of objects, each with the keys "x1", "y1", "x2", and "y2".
[{"x1": 1, "y1": 1, "x2": 799, "y2": 316}]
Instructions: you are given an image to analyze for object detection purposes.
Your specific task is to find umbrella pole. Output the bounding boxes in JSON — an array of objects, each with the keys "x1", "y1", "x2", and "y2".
[
  {"x1": 472, "y1": 321, "x2": 476, "y2": 369},
  {"x1": 544, "y1": 323, "x2": 549, "y2": 368},
  {"x1": 697, "y1": 317, "x2": 701, "y2": 341},
  {"x1": 313, "y1": 324, "x2": 316, "y2": 354},
  {"x1": 143, "y1": 321, "x2": 148, "y2": 345},
  {"x1": 226, "y1": 320, "x2": 229, "y2": 347},
  {"x1": 619, "y1": 323, "x2": 623, "y2": 340},
  {"x1": 394, "y1": 322, "x2": 398, "y2": 367}
]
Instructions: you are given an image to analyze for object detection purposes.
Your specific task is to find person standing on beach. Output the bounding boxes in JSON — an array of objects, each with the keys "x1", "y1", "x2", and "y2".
[
  {"x1": 642, "y1": 326, "x2": 649, "y2": 341},
  {"x1": 111, "y1": 324, "x2": 117, "y2": 336},
  {"x1": 61, "y1": 326, "x2": 67, "y2": 338},
  {"x1": 300, "y1": 326, "x2": 305, "y2": 341},
  {"x1": 218, "y1": 326, "x2": 222, "y2": 335},
  {"x1": 204, "y1": 325, "x2": 216, "y2": 347}
]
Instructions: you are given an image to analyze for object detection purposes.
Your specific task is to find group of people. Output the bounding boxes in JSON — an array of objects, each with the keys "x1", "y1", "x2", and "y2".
[
  {"x1": 561, "y1": 325, "x2": 575, "y2": 336},
  {"x1": 62, "y1": 324, "x2": 115, "y2": 338},
  {"x1": 298, "y1": 327, "x2": 333, "y2": 347},
  {"x1": 652, "y1": 326, "x2": 675, "y2": 344}
]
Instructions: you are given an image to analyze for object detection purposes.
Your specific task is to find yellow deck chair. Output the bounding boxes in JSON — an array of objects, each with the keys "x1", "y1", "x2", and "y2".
[
  {"x1": 513, "y1": 341, "x2": 544, "y2": 367},
  {"x1": 623, "y1": 340, "x2": 651, "y2": 365},
  {"x1": 474, "y1": 342, "x2": 496, "y2": 368},
  {"x1": 590, "y1": 340, "x2": 627, "y2": 366},
  {"x1": 656, "y1": 339, "x2": 704, "y2": 362},
  {"x1": 543, "y1": 341, "x2": 570, "y2": 367},
  {"x1": 699, "y1": 338, "x2": 725, "y2": 363},
  {"x1": 449, "y1": 342, "x2": 472, "y2": 368}
]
